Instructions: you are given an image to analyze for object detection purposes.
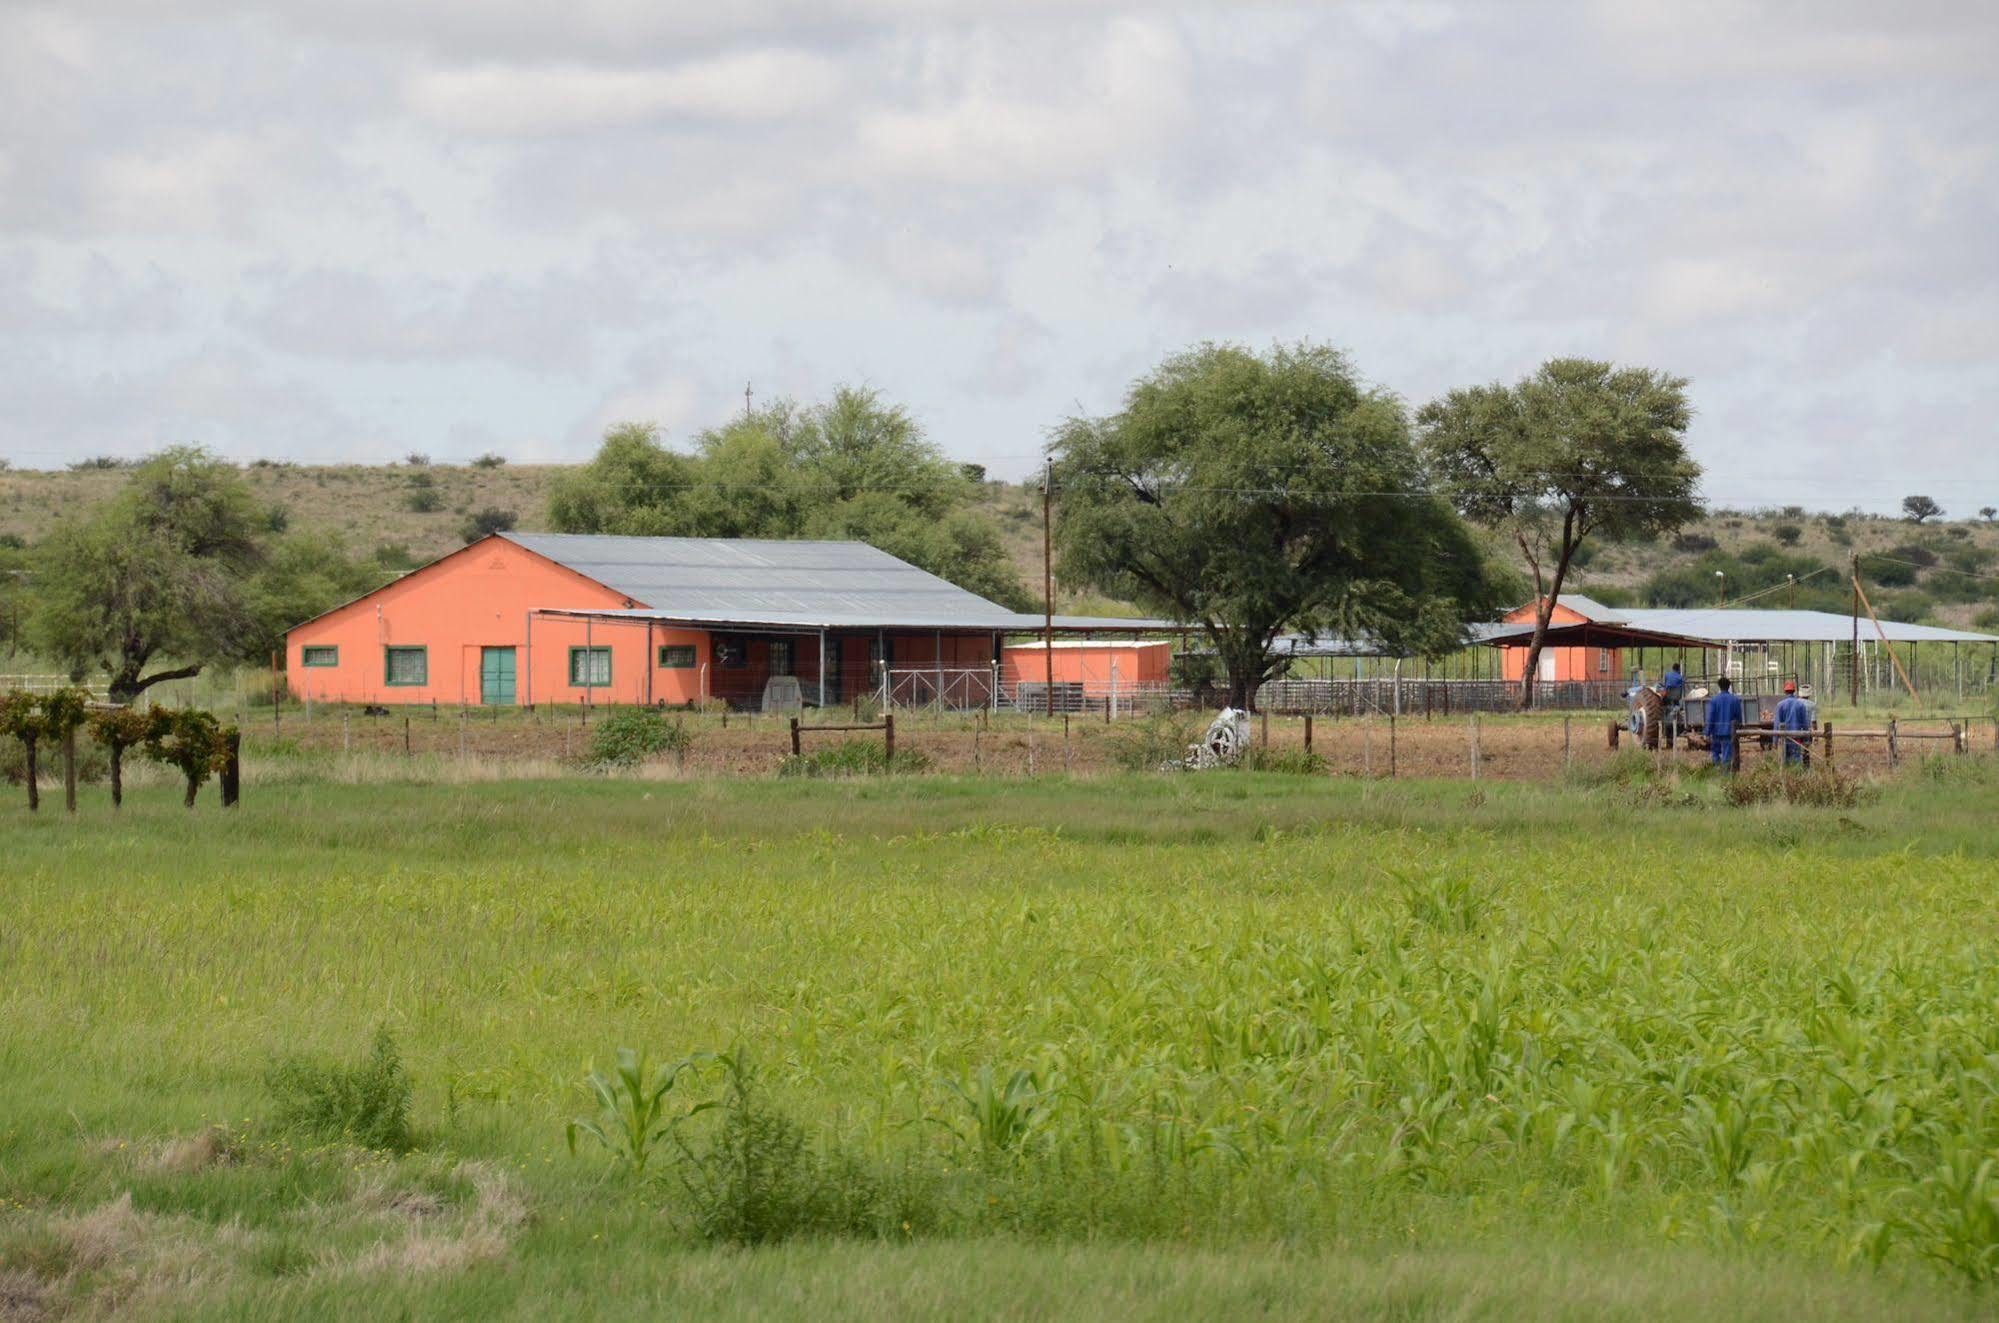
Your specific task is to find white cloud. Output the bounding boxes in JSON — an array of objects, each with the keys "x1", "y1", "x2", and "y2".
[{"x1": 406, "y1": 49, "x2": 848, "y2": 135}]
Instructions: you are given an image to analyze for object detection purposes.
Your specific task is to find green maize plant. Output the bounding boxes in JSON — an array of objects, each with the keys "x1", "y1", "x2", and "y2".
[{"x1": 567, "y1": 1047, "x2": 696, "y2": 1181}]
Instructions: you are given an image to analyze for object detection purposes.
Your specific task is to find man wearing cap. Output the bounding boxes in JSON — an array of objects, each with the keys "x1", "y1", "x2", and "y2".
[
  {"x1": 1773, "y1": 679, "x2": 1813, "y2": 767},
  {"x1": 1705, "y1": 675, "x2": 1745, "y2": 771}
]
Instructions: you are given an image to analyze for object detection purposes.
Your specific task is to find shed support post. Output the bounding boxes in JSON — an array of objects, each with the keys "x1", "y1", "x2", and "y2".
[
  {"x1": 524, "y1": 612, "x2": 533, "y2": 709},
  {"x1": 818, "y1": 629, "x2": 827, "y2": 710}
]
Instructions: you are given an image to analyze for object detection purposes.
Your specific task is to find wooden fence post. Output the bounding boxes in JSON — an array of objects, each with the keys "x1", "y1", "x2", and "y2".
[
  {"x1": 1388, "y1": 713, "x2": 1397, "y2": 778},
  {"x1": 405, "y1": 717, "x2": 412, "y2": 760},
  {"x1": 221, "y1": 730, "x2": 241, "y2": 807},
  {"x1": 1469, "y1": 715, "x2": 1481, "y2": 780},
  {"x1": 1062, "y1": 714, "x2": 1070, "y2": 772},
  {"x1": 1363, "y1": 721, "x2": 1372, "y2": 778},
  {"x1": 62, "y1": 728, "x2": 77, "y2": 813},
  {"x1": 884, "y1": 713, "x2": 895, "y2": 763},
  {"x1": 1562, "y1": 716, "x2": 1572, "y2": 773},
  {"x1": 790, "y1": 717, "x2": 802, "y2": 757},
  {"x1": 1303, "y1": 714, "x2": 1313, "y2": 754},
  {"x1": 1823, "y1": 722, "x2": 1834, "y2": 768},
  {"x1": 1887, "y1": 716, "x2": 1898, "y2": 767}
]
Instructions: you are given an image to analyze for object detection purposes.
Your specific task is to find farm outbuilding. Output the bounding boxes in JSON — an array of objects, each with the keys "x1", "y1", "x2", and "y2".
[
  {"x1": 999, "y1": 639, "x2": 1171, "y2": 707},
  {"x1": 283, "y1": 532, "x2": 1153, "y2": 709}
]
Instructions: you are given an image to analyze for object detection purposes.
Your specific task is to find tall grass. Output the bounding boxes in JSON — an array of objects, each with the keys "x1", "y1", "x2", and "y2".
[{"x1": 4, "y1": 775, "x2": 1999, "y2": 1316}]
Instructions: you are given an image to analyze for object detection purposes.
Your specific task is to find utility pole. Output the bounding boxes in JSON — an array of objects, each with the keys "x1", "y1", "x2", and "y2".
[
  {"x1": 743, "y1": 382, "x2": 753, "y2": 418},
  {"x1": 1042, "y1": 457, "x2": 1055, "y2": 717},
  {"x1": 1847, "y1": 551, "x2": 1863, "y2": 711}
]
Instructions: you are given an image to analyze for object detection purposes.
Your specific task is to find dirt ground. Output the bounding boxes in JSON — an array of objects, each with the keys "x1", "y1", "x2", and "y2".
[{"x1": 235, "y1": 704, "x2": 1999, "y2": 782}]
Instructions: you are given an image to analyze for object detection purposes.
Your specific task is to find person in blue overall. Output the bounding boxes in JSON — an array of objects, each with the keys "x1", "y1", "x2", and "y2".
[
  {"x1": 1773, "y1": 679, "x2": 1812, "y2": 766},
  {"x1": 1705, "y1": 675, "x2": 1745, "y2": 771},
  {"x1": 1660, "y1": 661, "x2": 1686, "y2": 743}
]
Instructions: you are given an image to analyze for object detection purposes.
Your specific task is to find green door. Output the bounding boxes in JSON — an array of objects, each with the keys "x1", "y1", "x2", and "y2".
[{"x1": 480, "y1": 647, "x2": 516, "y2": 705}]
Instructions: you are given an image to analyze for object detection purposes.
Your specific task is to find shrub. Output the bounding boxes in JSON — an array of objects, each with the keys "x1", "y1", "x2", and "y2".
[
  {"x1": 1772, "y1": 523, "x2": 1802, "y2": 546},
  {"x1": 1241, "y1": 745, "x2": 1325, "y2": 775},
  {"x1": 458, "y1": 507, "x2": 518, "y2": 543},
  {"x1": 1672, "y1": 532, "x2": 1717, "y2": 553},
  {"x1": 1887, "y1": 542, "x2": 1937, "y2": 567},
  {"x1": 143, "y1": 707, "x2": 230, "y2": 807},
  {"x1": 1722, "y1": 764, "x2": 1864, "y2": 809},
  {"x1": 404, "y1": 487, "x2": 443, "y2": 513},
  {"x1": 588, "y1": 707, "x2": 691, "y2": 768},
  {"x1": 1104, "y1": 710, "x2": 1204, "y2": 772},
  {"x1": 404, "y1": 451, "x2": 431, "y2": 466},
  {"x1": 265, "y1": 1025, "x2": 415, "y2": 1151},
  {"x1": 671, "y1": 1054, "x2": 888, "y2": 1244},
  {"x1": 778, "y1": 739, "x2": 926, "y2": 778},
  {"x1": 471, "y1": 453, "x2": 507, "y2": 469},
  {"x1": 264, "y1": 504, "x2": 290, "y2": 533}
]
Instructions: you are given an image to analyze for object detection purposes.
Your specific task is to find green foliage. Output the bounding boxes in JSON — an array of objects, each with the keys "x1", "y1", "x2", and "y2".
[
  {"x1": 1056, "y1": 341, "x2": 1502, "y2": 707},
  {"x1": 566, "y1": 1047, "x2": 693, "y2": 1180},
  {"x1": 1722, "y1": 764, "x2": 1864, "y2": 809},
  {"x1": 472, "y1": 453, "x2": 507, "y2": 469},
  {"x1": 1644, "y1": 544, "x2": 1837, "y2": 610},
  {"x1": 1400, "y1": 867, "x2": 1490, "y2": 935},
  {"x1": 587, "y1": 707, "x2": 692, "y2": 768},
  {"x1": 1103, "y1": 710, "x2": 1204, "y2": 771},
  {"x1": 548, "y1": 389, "x2": 1029, "y2": 608},
  {"x1": 30, "y1": 446, "x2": 267, "y2": 700},
  {"x1": 1418, "y1": 357, "x2": 1701, "y2": 705},
  {"x1": 142, "y1": 706, "x2": 229, "y2": 806},
  {"x1": 264, "y1": 1025, "x2": 415, "y2": 1151},
  {"x1": 1902, "y1": 494, "x2": 1942, "y2": 523},
  {"x1": 1240, "y1": 744, "x2": 1326, "y2": 775},
  {"x1": 941, "y1": 1066, "x2": 1047, "y2": 1154},
  {"x1": 242, "y1": 532, "x2": 387, "y2": 663},
  {"x1": 404, "y1": 485, "x2": 444, "y2": 513},
  {"x1": 670, "y1": 1054, "x2": 889, "y2": 1244},
  {"x1": 458, "y1": 507, "x2": 517, "y2": 543},
  {"x1": 1772, "y1": 523, "x2": 1802, "y2": 546},
  {"x1": 777, "y1": 738, "x2": 926, "y2": 778}
]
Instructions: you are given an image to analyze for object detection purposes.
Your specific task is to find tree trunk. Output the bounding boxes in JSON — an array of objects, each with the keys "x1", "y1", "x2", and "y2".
[
  {"x1": 23, "y1": 736, "x2": 38, "y2": 811},
  {"x1": 220, "y1": 731, "x2": 240, "y2": 808},
  {"x1": 62, "y1": 729, "x2": 76, "y2": 812},
  {"x1": 1518, "y1": 528, "x2": 1581, "y2": 712},
  {"x1": 183, "y1": 772, "x2": 199, "y2": 809},
  {"x1": 109, "y1": 743, "x2": 124, "y2": 808}
]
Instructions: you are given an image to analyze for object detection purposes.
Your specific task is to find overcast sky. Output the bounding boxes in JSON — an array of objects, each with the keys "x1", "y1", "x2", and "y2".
[{"x1": 3, "y1": 1, "x2": 1994, "y2": 511}]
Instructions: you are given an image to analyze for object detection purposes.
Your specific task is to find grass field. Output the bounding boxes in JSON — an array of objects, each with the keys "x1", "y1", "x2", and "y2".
[{"x1": 5, "y1": 772, "x2": 1999, "y2": 1319}]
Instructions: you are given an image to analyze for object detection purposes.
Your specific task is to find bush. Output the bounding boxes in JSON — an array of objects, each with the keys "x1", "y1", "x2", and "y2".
[
  {"x1": 1241, "y1": 745, "x2": 1325, "y2": 775},
  {"x1": 404, "y1": 487, "x2": 443, "y2": 513},
  {"x1": 1722, "y1": 764, "x2": 1864, "y2": 809},
  {"x1": 1672, "y1": 532, "x2": 1718, "y2": 553},
  {"x1": 0, "y1": 734, "x2": 109, "y2": 786},
  {"x1": 458, "y1": 507, "x2": 518, "y2": 543},
  {"x1": 1772, "y1": 523, "x2": 1802, "y2": 546},
  {"x1": 671, "y1": 1055, "x2": 895, "y2": 1244},
  {"x1": 588, "y1": 707, "x2": 691, "y2": 768},
  {"x1": 472, "y1": 453, "x2": 507, "y2": 469},
  {"x1": 265, "y1": 1025, "x2": 415, "y2": 1151},
  {"x1": 1104, "y1": 711, "x2": 1205, "y2": 772},
  {"x1": 778, "y1": 739, "x2": 926, "y2": 778},
  {"x1": 1887, "y1": 542, "x2": 1937, "y2": 567}
]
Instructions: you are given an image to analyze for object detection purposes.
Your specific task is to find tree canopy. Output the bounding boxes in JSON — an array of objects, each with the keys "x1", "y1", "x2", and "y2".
[
  {"x1": 1051, "y1": 341, "x2": 1505, "y2": 709},
  {"x1": 547, "y1": 387, "x2": 1029, "y2": 608},
  {"x1": 1418, "y1": 357, "x2": 1701, "y2": 708}
]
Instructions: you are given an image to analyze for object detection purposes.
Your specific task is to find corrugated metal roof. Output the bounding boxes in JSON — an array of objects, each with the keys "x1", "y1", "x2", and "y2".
[
  {"x1": 1518, "y1": 598, "x2": 1998, "y2": 644},
  {"x1": 506, "y1": 532, "x2": 1178, "y2": 632}
]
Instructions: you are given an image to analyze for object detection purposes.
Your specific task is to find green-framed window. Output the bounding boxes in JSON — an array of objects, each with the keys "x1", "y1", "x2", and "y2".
[
  {"x1": 301, "y1": 645, "x2": 339, "y2": 667},
  {"x1": 657, "y1": 644, "x2": 696, "y2": 669},
  {"x1": 384, "y1": 646, "x2": 427, "y2": 686},
  {"x1": 569, "y1": 646, "x2": 612, "y2": 687}
]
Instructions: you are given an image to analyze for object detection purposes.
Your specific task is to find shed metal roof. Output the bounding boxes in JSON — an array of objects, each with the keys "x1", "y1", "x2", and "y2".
[
  {"x1": 1533, "y1": 601, "x2": 1999, "y2": 645},
  {"x1": 506, "y1": 532, "x2": 1175, "y2": 632}
]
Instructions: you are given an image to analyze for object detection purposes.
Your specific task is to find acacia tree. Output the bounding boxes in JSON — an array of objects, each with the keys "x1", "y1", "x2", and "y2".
[
  {"x1": 1902, "y1": 495, "x2": 1942, "y2": 524},
  {"x1": 33, "y1": 447, "x2": 263, "y2": 702},
  {"x1": 1418, "y1": 358, "x2": 1701, "y2": 710},
  {"x1": 1052, "y1": 341, "x2": 1504, "y2": 710}
]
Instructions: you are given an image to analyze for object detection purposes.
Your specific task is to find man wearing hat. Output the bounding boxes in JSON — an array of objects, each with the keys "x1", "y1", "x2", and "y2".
[{"x1": 1773, "y1": 679, "x2": 1813, "y2": 767}]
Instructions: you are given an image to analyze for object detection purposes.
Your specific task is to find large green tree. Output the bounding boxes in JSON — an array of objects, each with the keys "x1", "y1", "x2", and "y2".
[
  {"x1": 547, "y1": 387, "x2": 1030, "y2": 608},
  {"x1": 33, "y1": 447, "x2": 266, "y2": 702},
  {"x1": 1417, "y1": 357, "x2": 1702, "y2": 709},
  {"x1": 1051, "y1": 341, "x2": 1504, "y2": 710}
]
